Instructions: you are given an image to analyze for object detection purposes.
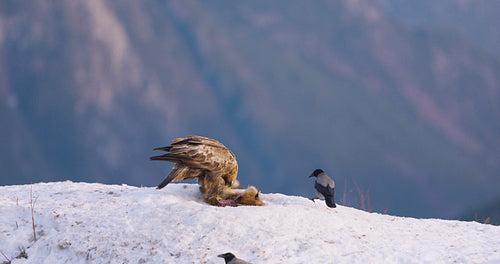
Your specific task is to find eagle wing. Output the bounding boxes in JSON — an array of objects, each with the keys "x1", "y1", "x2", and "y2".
[{"x1": 151, "y1": 135, "x2": 238, "y2": 189}]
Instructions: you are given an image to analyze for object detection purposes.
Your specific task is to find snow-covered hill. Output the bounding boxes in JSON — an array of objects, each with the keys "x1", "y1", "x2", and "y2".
[{"x1": 1, "y1": 182, "x2": 499, "y2": 264}]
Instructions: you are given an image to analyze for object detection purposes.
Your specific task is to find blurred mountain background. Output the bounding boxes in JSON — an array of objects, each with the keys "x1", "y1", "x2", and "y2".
[{"x1": 1, "y1": 0, "x2": 499, "y2": 222}]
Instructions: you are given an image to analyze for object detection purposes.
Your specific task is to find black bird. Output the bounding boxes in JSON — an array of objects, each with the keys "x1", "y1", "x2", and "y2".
[
  {"x1": 217, "y1": 252, "x2": 250, "y2": 264},
  {"x1": 309, "y1": 169, "x2": 336, "y2": 208}
]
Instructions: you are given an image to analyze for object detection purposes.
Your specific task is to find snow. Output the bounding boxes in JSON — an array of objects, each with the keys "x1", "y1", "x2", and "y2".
[{"x1": 1, "y1": 182, "x2": 499, "y2": 264}]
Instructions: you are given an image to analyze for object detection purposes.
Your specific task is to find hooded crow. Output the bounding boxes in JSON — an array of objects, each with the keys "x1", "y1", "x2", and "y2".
[
  {"x1": 309, "y1": 169, "x2": 336, "y2": 208},
  {"x1": 217, "y1": 252, "x2": 250, "y2": 264}
]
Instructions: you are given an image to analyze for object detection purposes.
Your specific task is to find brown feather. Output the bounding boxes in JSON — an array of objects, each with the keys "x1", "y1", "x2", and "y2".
[
  {"x1": 151, "y1": 135, "x2": 240, "y2": 203},
  {"x1": 151, "y1": 135, "x2": 264, "y2": 206}
]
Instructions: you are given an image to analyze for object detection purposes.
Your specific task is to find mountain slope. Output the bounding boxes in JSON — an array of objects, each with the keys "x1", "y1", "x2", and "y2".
[
  {"x1": 1, "y1": 1, "x2": 500, "y2": 219},
  {"x1": 375, "y1": 0, "x2": 500, "y2": 58},
  {"x1": 1, "y1": 182, "x2": 499, "y2": 264}
]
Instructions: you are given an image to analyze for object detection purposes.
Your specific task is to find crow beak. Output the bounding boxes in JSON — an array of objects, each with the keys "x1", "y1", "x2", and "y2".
[{"x1": 308, "y1": 173, "x2": 314, "y2": 178}]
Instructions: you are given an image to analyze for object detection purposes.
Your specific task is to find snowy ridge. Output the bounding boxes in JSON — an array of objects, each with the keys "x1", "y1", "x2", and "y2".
[{"x1": 1, "y1": 182, "x2": 499, "y2": 264}]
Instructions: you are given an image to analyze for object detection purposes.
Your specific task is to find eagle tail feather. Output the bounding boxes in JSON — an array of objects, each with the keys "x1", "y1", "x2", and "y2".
[
  {"x1": 153, "y1": 146, "x2": 172, "y2": 151},
  {"x1": 157, "y1": 167, "x2": 187, "y2": 189},
  {"x1": 149, "y1": 153, "x2": 179, "y2": 162}
]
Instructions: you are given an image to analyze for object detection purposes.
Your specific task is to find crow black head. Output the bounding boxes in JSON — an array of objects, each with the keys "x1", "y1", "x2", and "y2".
[
  {"x1": 217, "y1": 252, "x2": 236, "y2": 263},
  {"x1": 309, "y1": 169, "x2": 324, "y2": 178}
]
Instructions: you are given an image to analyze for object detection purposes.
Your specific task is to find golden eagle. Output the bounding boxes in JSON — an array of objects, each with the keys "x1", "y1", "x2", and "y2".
[{"x1": 150, "y1": 135, "x2": 264, "y2": 206}]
